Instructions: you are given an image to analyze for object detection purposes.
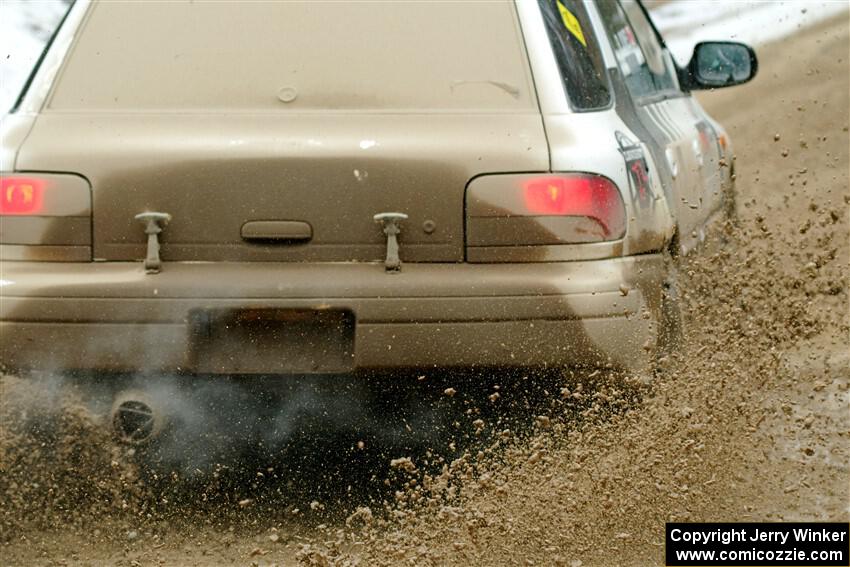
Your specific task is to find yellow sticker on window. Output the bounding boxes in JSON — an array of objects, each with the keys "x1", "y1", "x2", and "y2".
[{"x1": 556, "y1": 0, "x2": 587, "y2": 47}]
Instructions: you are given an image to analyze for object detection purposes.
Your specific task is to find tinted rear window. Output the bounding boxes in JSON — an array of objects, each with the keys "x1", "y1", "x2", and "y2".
[{"x1": 49, "y1": 1, "x2": 536, "y2": 112}]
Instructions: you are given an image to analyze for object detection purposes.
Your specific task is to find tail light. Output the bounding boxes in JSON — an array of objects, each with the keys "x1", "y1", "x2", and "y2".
[
  {"x1": 1, "y1": 177, "x2": 46, "y2": 215},
  {"x1": 522, "y1": 176, "x2": 625, "y2": 238},
  {"x1": 466, "y1": 173, "x2": 626, "y2": 262},
  {"x1": 0, "y1": 173, "x2": 92, "y2": 261}
]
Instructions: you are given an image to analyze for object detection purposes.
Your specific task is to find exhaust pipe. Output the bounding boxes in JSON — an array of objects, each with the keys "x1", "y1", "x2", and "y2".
[{"x1": 110, "y1": 390, "x2": 166, "y2": 445}]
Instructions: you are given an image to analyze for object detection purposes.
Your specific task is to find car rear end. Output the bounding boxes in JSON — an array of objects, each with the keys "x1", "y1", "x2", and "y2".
[{"x1": 0, "y1": 0, "x2": 672, "y2": 376}]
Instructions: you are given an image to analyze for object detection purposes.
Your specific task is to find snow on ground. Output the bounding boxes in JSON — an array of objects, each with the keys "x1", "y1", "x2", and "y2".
[
  {"x1": 0, "y1": 0, "x2": 68, "y2": 113},
  {"x1": 651, "y1": 0, "x2": 850, "y2": 65},
  {"x1": 0, "y1": 1, "x2": 848, "y2": 114}
]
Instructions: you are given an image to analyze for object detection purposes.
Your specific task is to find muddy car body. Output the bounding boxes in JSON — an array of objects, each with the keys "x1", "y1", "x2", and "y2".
[{"x1": 0, "y1": 0, "x2": 755, "y2": 376}]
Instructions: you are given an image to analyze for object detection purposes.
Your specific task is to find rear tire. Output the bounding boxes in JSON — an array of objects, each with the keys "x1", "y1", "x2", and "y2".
[
  {"x1": 723, "y1": 165, "x2": 738, "y2": 224},
  {"x1": 656, "y1": 251, "x2": 683, "y2": 372}
]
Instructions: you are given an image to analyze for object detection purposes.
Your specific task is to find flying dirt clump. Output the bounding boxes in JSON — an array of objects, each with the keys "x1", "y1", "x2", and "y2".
[
  {"x1": 0, "y1": 374, "x2": 149, "y2": 540},
  {"x1": 294, "y1": 198, "x2": 847, "y2": 565}
]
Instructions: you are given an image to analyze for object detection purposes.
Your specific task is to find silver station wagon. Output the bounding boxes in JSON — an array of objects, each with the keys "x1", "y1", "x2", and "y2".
[{"x1": 0, "y1": 0, "x2": 756, "y2": 379}]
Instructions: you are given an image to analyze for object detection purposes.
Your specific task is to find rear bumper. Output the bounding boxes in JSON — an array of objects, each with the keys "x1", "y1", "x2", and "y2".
[{"x1": 0, "y1": 256, "x2": 667, "y2": 373}]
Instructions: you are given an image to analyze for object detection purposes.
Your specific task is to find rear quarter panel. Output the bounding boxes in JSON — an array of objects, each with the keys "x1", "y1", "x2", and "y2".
[{"x1": 515, "y1": 0, "x2": 675, "y2": 257}]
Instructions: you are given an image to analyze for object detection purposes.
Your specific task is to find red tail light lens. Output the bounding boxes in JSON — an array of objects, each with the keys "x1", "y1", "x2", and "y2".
[
  {"x1": 522, "y1": 175, "x2": 625, "y2": 239},
  {"x1": 0, "y1": 173, "x2": 92, "y2": 262},
  {"x1": 466, "y1": 172, "x2": 628, "y2": 262},
  {"x1": 1, "y1": 176, "x2": 45, "y2": 215}
]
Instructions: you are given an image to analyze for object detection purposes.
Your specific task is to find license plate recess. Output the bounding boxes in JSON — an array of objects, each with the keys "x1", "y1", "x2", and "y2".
[{"x1": 189, "y1": 308, "x2": 355, "y2": 374}]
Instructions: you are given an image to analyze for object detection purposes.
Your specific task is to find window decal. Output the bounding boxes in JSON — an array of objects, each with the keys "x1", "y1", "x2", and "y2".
[{"x1": 556, "y1": 0, "x2": 587, "y2": 47}]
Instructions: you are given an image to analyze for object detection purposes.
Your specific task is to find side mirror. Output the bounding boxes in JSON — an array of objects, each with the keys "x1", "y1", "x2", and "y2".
[{"x1": 683, "y1": 41, "x2": 757, "y2": 90}]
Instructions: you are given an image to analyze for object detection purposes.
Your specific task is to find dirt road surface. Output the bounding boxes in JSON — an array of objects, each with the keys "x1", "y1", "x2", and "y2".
[{"x1": 1, "y1": 14, "x2": 847, "y2": 567}]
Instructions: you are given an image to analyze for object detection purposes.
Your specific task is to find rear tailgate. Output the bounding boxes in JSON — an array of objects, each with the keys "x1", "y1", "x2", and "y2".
[
  {"x1": 18, "y1": 114, "x2": 547, "y2": 262},
  {"x1": 16, "y1": 0, "x2": 548, "y2": 263}
]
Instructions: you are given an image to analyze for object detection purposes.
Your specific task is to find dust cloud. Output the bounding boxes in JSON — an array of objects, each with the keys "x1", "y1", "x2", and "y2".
[{"x1": 1, "y1": 14, "x2": 847, "y2": 567}]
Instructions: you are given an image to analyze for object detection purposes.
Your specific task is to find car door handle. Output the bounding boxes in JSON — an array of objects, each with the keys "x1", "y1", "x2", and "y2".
[{"x1": 241, "y1": 220, "x2": 312, "y2": 242}]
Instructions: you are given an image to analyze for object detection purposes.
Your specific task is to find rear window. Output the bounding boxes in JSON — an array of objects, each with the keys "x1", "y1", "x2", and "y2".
[{"x1": 48, "y1": 1, "x2": 536, "y2": 112}]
